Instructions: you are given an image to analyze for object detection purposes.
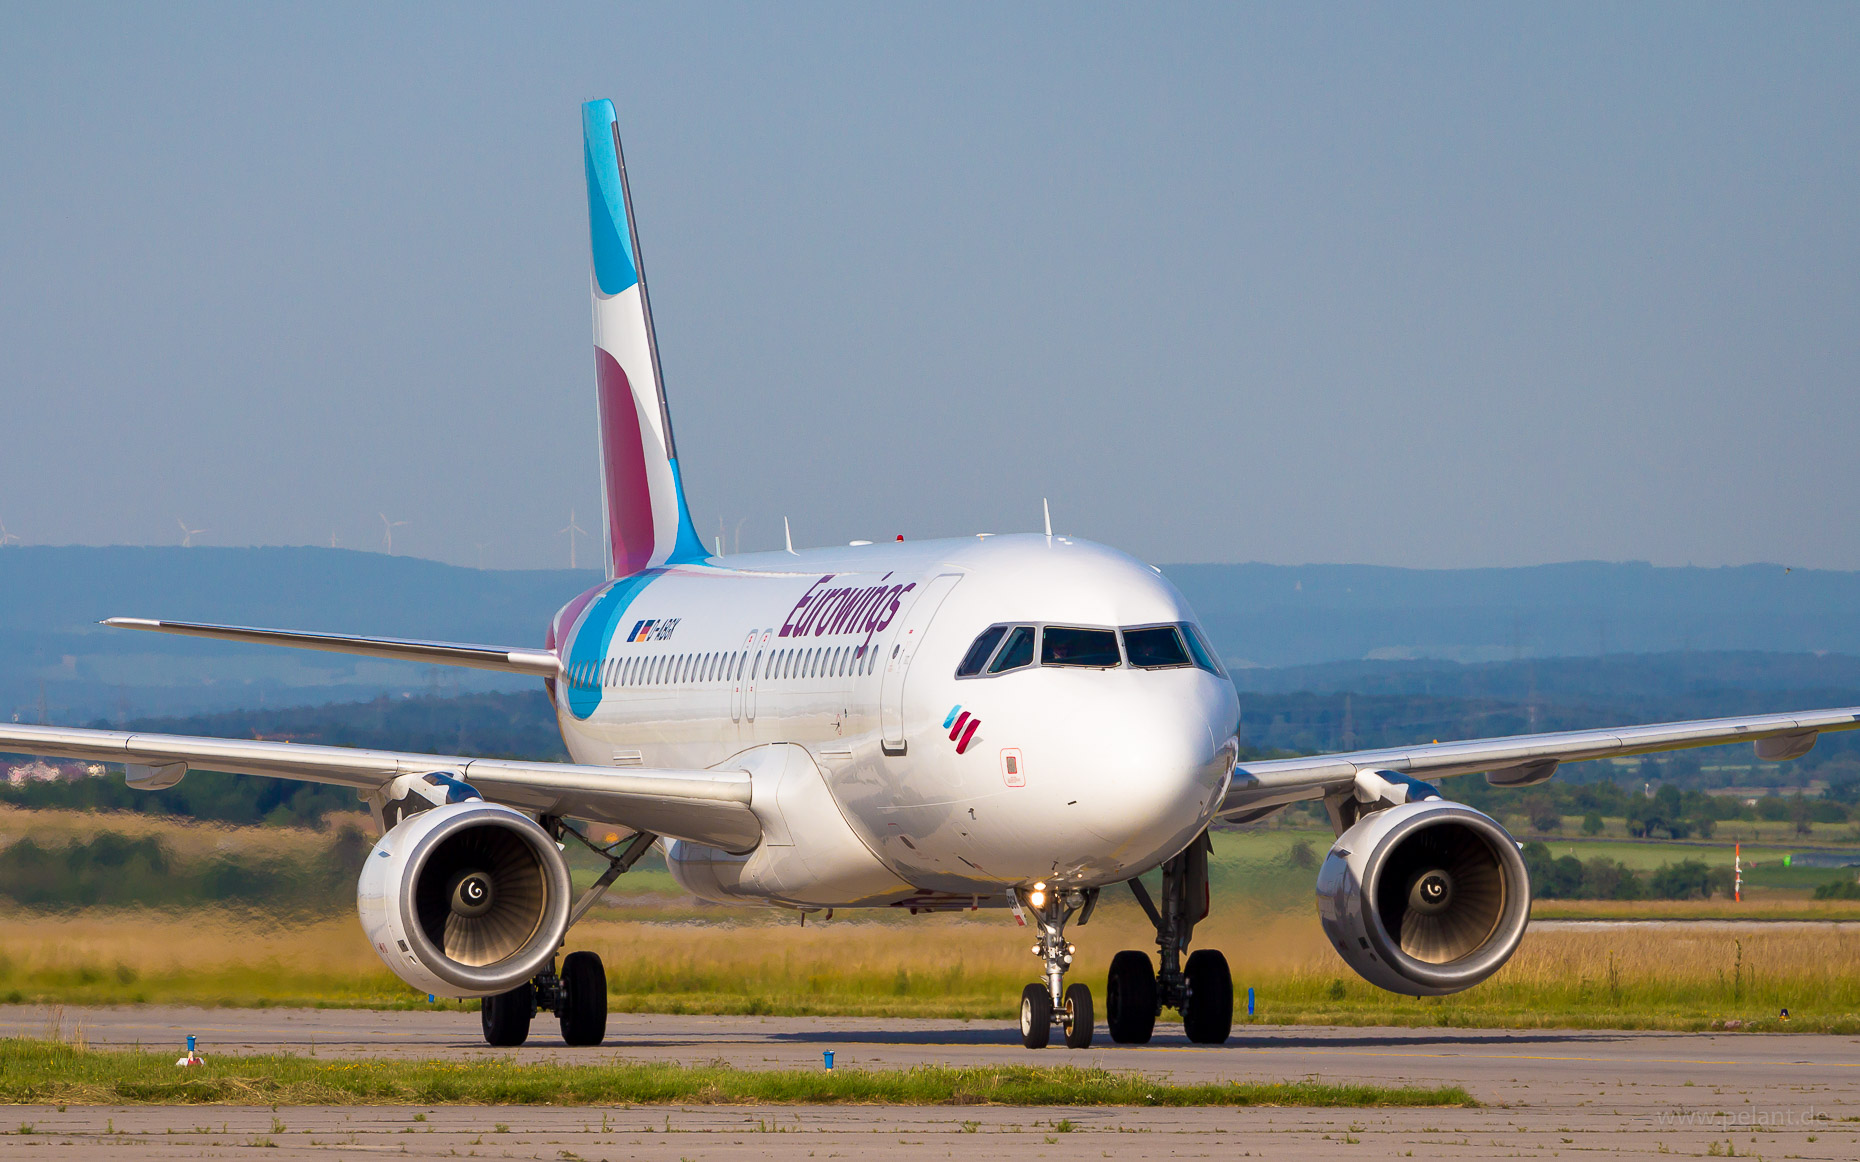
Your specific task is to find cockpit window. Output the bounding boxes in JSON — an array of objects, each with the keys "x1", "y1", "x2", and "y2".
[
  {"x1": 1122, "y1": 625, "x2": 1192, "y2": 669},
  {"x1": 988, "y1": 625, "x2": 1037, "y2": 673},
  {"x1": 1040, "y1": 626, "x2": 1121, "y2": 668},
  {"x1": 1181, "y1": 622, "x2": 1225, "y2": 676},
  {"x1": 956, "y1": 625, "x2": 1009, "y2": 677}
]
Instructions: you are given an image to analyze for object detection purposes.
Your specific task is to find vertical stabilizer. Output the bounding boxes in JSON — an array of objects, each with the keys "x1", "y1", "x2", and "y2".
[{"x1": 582, "y1": 99, "x2": 706, "y2": 578}]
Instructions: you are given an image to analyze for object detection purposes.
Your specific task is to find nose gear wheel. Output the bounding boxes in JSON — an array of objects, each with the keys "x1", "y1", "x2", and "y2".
[{"x1": 1015, "y1": 885, "x2": 1097, "y2": 1049}]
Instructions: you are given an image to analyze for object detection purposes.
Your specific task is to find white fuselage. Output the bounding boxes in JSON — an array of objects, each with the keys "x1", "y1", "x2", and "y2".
[{"x1": 549, "y1": 533, "x2": 1240, "y2": 910}]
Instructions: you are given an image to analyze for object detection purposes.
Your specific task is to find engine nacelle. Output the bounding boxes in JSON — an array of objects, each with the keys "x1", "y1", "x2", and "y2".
[
  {"x1": 1315, "y1": 799, "x2": 1530, "y2": 996},
  {"x1": 357, "y1": 801, "x2": 572, "y2": 998}
]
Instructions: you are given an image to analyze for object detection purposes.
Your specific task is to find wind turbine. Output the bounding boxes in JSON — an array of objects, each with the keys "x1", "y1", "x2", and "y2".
[
  {"x1": 560, "y1": 510, "x2": 589, "y2": 569},
  {"x1": 473, "y1": 541, "x2": 490, "y2": 569},
  {"x1": 176, "y1": 519, "x2": 208, "y2": 548},
  {"x1": 0, "y1": 518, "x2": 20, "y2": 547},
  {"x1": 379, "y1": 513, "x2": 408, "y2": 554}
]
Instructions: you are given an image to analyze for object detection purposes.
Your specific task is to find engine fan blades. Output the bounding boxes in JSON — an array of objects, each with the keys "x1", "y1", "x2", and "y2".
[
  {"x1": 1377, "y1": 822, "x2": 1506, "y2": 965},
  {"x1": 416, "y1": 824, "x2": 549, "y2": 967}
]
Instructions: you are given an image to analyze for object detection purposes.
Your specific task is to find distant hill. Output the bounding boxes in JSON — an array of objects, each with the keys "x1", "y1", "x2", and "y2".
[
  {"x1": 6, "y1": 547, "x2": 1860, "y2": 720},
  {"x1": 0, "y1": 546, "x2": 596, "y2": 722},
  {"x1": 1168, "y1": 561, "x2": 1860, "y2": 668}
]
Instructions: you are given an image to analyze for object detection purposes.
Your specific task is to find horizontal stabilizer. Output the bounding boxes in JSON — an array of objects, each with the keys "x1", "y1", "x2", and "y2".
[{"x1": 104, "y1": 617, "x2": 559, "y2": 678}]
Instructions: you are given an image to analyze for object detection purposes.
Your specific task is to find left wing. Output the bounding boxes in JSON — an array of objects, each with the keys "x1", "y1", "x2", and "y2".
[
  {"x1": 0, "y1": 723, "x2": 759, "y2": 852},
  {"x1": 102, "y1": 618, "x2": 561, "y2": 679},
  {"x1": 1219, "y1": 705, "x2": 1860, "y2": 821}
]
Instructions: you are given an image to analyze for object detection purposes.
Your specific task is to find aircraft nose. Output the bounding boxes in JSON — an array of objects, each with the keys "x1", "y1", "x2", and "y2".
[{"x1": 1040, "y1": 677, "x2": 1236, "y2": 871}]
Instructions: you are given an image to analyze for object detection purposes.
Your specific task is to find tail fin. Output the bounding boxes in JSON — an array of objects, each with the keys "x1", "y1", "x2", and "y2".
[{"x1": 582, "y1": 99, "x2": 706, "y2": 577}]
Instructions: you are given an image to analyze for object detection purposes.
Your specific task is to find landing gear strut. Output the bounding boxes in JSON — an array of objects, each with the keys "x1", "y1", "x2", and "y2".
[
  {"x1": 1109, "y1": 830, "x2": 1233, "y2": 1045},
  {"x1": 1015, "y1": 882, "x2": 1099, "y2": 1049},
  {"x1": 477, "y1": 821, "x2": 657, "y2": 1048}
]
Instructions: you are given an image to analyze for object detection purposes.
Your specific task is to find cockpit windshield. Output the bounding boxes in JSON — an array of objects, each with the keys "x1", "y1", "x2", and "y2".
[
  {"x1": 1040, "y1": 626, "x2": 1121, "y2": 668},
  {"x1": 1122, "y1": 625, "x2": 1192, "y2": 669},
  {"x1": 988, "y1": 626, "x2": 1036, "y2": 673},
  {"x1": 955, "y1": 625, "x2": 1008, "y2": 677},
  {"x1": 953, "y1": 620, "x2": 1225, "y2": 679},
  {"x1": 1179, "y1": 622, "x2": 1226, "y2": 676}
]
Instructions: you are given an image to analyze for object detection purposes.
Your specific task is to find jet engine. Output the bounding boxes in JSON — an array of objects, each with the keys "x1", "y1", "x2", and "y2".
[
  {"x1": 357, "y1": 800, "x2": 572, "y2": 998},
  {"x1": 1315, "y1": 799, "x2": 1530, "y2": 996}
]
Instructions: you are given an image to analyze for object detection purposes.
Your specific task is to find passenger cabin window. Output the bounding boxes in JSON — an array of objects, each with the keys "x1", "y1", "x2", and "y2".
[
  {"x1": 956, "y1": 625, "x2": 1009, "y2": 677},
  {"x1": 1041, "y1": 626, "x2": 1121, "y2": 668},
  {"x1": 1123, "y1": 625, "x2": 1192, "y2": 669},
  {"x1": 988, "y1": 625, "x2": 1037, "y2": 673}
]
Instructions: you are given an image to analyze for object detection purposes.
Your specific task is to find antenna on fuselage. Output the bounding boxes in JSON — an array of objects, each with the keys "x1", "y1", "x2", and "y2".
[
  {"x1": 783, "y1": 517, "x2": 795, "y2": 555},
  {"x1": 1042, "y1": 498, "x2": 1052, "y2": 538}
]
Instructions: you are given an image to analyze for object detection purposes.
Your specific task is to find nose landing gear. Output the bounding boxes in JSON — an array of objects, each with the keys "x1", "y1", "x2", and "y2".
[
  {"x1": 1015, "y1": 882, "x2": 1098, "y2": 1049},
  {"x1": 1107, "y1": 830, "x2": 1233, "y2": 1045}
]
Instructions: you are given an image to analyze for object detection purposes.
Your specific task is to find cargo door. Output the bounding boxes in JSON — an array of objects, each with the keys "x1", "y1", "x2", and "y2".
[{"x1": 879, "y1": 573, "x2": 962, "y2": 753}]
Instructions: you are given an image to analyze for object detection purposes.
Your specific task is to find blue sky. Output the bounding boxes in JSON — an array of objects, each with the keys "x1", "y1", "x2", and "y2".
[{"x1": 2, "y1": 3, "x2": 1856, "y2": 569}]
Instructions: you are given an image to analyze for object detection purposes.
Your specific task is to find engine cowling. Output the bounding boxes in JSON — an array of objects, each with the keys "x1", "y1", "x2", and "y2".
[
  {"x1": 1315, "y1": 799, "x2": 1530, "y2": 996},
  {"x1": 357, "y1": 801, "x2": 572, "y2": 998}
]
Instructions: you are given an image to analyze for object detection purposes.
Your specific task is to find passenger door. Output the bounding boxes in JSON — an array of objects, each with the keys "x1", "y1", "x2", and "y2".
[
  {"x1": 746, "y1": 629, "x2": 770, "y2": 723},
  {"x1": 730, "y1": 630, "x2": 757, "y2": 724},
  {"x1": 879, "y1": 574, "x2": 962, "y2": 753}
]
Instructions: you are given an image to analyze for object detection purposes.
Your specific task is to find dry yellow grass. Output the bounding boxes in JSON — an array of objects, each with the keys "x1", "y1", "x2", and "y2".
[
  {"x1": 2, "y1": 898, "x2": 1854, "y2": 1029},
  {"x1": 1531, "y1": 897, "x2": 1860, "y2": 920},
  {"x1": 1, "y1": 808, "x2": 1856, "y2": 1027}
]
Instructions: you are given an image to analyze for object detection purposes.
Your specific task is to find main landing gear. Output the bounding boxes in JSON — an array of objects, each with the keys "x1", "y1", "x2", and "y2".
[
  {"x1": 1107, "y1": 831, "x2": 1233, "y2": 1045},
  {"x1": 480, "y1": 821, "x2": 658, "y2": 1048},
  {"x1": 481, "y1": 951, "x2": 609, "y2": 1047},
  {"x1": 1016, "y1": 882, "x2": 1099, "y2": 1049}
]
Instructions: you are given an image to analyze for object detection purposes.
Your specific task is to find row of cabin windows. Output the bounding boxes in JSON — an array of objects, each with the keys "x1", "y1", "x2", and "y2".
[
  {"x1": 563, "y1": 641, "x2": 884, "y2": 690},
  {"x1": 955, "y1": 621, "x2": 1226, "y2": 679}
]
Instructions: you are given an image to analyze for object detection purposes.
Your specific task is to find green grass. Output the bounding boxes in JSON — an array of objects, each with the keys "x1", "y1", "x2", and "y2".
[{"x1": 0, "y1": 1040, "x2": 1472, "y2": 1108}]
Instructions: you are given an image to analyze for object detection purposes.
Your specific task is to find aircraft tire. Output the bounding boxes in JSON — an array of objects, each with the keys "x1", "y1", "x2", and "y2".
[
  {"x1": 558, "y1": 951, "x2": 608, "y2": 1046},
  {"x1": 1105, "y1": 950, "x2": 1157, "y2": 1043},
  {"x1": 1019, "y1": 983, "x2": 1052, "y2": 1049},
  {"x1": 1182, "y1": 948, "x2": 1233, "y2": 1045},
  {"x1": 1062, "y1": 983, "x2": 1094, "y2": 1048},
  {"x1": 481, "y1": 981, "x2": 534, "y2": 1047}
]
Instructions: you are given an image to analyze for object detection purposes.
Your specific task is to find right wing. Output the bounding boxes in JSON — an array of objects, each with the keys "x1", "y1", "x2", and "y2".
[
  {"x1": 0, "y1": 723, "x2": 758, "y2": 852},
  {"x1": 1219, "y1": 704, "x2": 1860, "y2": 820},
  {"x1": 104, "y1": 617, "x2": 560, "y2": 679}
]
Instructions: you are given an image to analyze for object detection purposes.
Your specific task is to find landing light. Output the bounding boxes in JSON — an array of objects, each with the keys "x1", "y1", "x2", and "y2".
[{"x1": 1027, "y1": 886, "x2": 1047, "y2": 909}]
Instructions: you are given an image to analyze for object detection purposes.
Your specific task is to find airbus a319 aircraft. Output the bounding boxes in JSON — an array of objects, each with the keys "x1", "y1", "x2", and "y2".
[{"x1": 7, "y1": 100, "x2": 1858, "y2": 1051}]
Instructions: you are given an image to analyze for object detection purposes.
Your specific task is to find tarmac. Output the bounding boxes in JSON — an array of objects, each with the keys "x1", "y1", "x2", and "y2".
[{"x1": 0, "y1": 1004, "x2": 1855, "y2": 1158}]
